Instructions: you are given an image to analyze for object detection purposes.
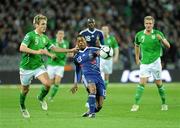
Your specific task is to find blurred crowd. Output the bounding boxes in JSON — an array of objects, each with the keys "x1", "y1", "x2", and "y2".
[{"x1": 0, "y1": 0, "x2": 179, "y2": 69}]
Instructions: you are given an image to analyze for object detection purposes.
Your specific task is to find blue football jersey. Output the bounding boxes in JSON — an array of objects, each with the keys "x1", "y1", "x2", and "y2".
[
  {"x1": 73, "y1": 47, "x2": 101, "y2": 83},
  {"x1": 79, "y1": 28, "x2": 104, "y2": 47}
]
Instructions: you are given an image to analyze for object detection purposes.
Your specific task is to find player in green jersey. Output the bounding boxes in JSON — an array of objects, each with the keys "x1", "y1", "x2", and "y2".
[
  {"x1": 19, "y1": 14, "x2": 77, "y2": 118},
  {"x1": 46, "y1": 30, "x2": 72, "y2": 101},
  {"x1": 131, "y1": 16, "x2": 170, "y2": 112},
  {"x1": 100, "y1": 26, "x2": 119, "y2": 88}
]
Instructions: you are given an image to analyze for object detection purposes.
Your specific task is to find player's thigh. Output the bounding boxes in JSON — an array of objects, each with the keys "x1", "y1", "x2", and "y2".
[
  {"x1": 37, "y1": 72, "x2": 51, "y2": 87},
  {"x1": 19, "y1": 69, "x2": 34, "y2": 86},
  {"x1": 35, "y1": 66, "x2": 51, "y2": 87}
]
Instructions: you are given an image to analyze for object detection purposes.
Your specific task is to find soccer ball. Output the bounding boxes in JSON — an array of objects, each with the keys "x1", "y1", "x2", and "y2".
[{"x1": 100, "y1": 45, "x2": 113, "y2": 59}]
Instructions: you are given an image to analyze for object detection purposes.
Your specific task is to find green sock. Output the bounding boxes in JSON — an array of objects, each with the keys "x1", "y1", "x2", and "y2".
[
  {"x1": 104, "y1": 80, "x2": 109, "y2": 89},
  {"x1": 135, "y1": 84, "x2": 145, "y2": 105},
  {"x1": 20, "y1": 92, "x2": 26, "y2": 109},
  {"x1": 157, "y1": 85, "x2": 166, "y2": 104},
  {"x1": 50, "y1": 84, "x2": 59, "y2": 98},
  {"x1": 38, "y1": 86, "x2": 49, "y2": 101}
]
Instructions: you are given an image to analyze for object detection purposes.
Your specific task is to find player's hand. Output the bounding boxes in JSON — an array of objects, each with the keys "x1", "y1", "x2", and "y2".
[
  {"x1": 51, "y1": 54, "x2": 57, "y2": 60},
  {"x1": 40, "y1": 49, "x2": 49, "y2": 54},
  {"x1": 36, "y1": 49, "x2": 45, "y2": 54},
  {"x1": 70, "y1": 46, "x2": 79, "y2": 53},
  {"x1": 70, "y1": 85, "x2": 78, "y2": 94},
  {"x1": 156, "y1": 34, "x2": 163, "y2": 41}
]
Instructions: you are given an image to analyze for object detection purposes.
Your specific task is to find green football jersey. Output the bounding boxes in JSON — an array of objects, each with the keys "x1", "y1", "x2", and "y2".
[
  {"x1": 46, "y1": 39, "x2": 69, "y2": 66},
  {"x1": 20, "y1": 31, "x2": 53, "y2": 70},
  {"x1": 104, "y1": 35, "x2": 119, "y2": 49},
  {"x1": 135, "y1": 29, "x2": 165, "y2": 64}
]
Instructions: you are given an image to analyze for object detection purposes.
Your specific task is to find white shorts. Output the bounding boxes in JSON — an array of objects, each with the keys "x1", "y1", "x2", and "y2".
[
  {"x1": 100, "y1": 58, "x2": 113, "y2": 74},
  {"x1": 19, "y1": 65, "x2": 47, "y2": 86},
  {"x1": 47, "y1": 65, "x2": 64, "y2": 79},
  {"x1": 140, "y1": 58, "x2": 162, "y2": 80}
]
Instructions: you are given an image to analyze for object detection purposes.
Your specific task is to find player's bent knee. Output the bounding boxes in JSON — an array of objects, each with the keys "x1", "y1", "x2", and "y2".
[
  {"x1": 43, "y1": 80, "x2": 51, "y2": 88},
  {"x1": 22, "y1": 86, "x2": 29, "y2": 94}
]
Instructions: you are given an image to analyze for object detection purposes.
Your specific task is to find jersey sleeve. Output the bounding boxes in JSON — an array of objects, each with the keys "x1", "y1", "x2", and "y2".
[
  {"x1": 99, "y1": 32, "x2": 104, "y2": 45},
  {"x1": 73, "y1": 57, "x2": 82, "y2": 83},
  {"x1": 112, "y1": 36, "x2": 119, "y2": 48},
  {"x1": 157, "y1": 30, "x2": 165, "y2": 40},
  {"x1": 21, "y1": 33, "x2": 31, "y2": 46},
  {"x1": 134, "y1": 33, "x2": 140, "y2": 46}
]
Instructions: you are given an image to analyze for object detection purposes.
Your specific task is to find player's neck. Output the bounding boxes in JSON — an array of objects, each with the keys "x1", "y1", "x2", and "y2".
[
  {"x1": 88, "y1": 28, "x2": 94, "y2": 31},
  {"x1": 57, "y1": 38, "x2": 63, "y2": 44},
  {"x1": 35, "y1": 29, "x2": 43, "y2": 35},
  {"x1": 145, "y1": 29, "x2": 152, "y2": 35},
  {"x1": 80, "y1": 47, "x2": 87, "y2": 51}
]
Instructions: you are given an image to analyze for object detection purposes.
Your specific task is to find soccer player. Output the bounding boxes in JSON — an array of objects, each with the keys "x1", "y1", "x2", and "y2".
[
  {"x1": 47, "y1": 30, "x2": 71, "y2": 101},
  {"x1": 80, "y1": 18, "x2": 105, "y2": 109},
  {"x1": 79, "y1": 18, "x2": 104, "y2": 47},
  {"x1": 130, "y1": 16, "x2": 170, "y2": 112},
  {"x1": 19, "y1": 14, "x2": 77, "y2": 118},
  {"x1": 71, "y1": 35, "x2": 106, "y2": 118},
  {"x1": 100, "y1": 26, "x2": 119, "y2": 88}
]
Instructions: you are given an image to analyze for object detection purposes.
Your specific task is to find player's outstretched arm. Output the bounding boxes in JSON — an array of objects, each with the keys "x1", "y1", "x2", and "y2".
[
  {"x1": 51, "y1": 46, "x2": 78, "y2": 53},
  {"x1": 42, "y1": 49, "x2": 56, "y2": 59},
  {"x1": 19, "y1": 44, "x2": 44, "y2": 54}
]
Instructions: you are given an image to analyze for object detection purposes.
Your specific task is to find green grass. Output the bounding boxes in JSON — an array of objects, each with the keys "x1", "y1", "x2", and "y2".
[{"x1": 0, "y1": 83, "x2": 180, "y2": 128}]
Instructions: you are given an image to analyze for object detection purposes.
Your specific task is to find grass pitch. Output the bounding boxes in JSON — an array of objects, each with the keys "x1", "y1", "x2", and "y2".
[{"x1": 0, "y1": 83, "x2": 180, "y2": 128}]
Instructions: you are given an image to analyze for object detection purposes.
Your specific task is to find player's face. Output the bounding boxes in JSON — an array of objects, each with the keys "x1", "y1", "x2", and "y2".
[
  {"x1": 77, "y1": 37, "x2": 87, "y2": 50},
  {"x1": 144, "y1": 19, "x2": 154, "y2": 32},
  {"x1": 36, "y1": 19, "x2": 47, "y2": 33},
  {"x1": 102, "y1": 26, "x2": 109, "y2": 36},
  {"x1": 88, "y1": 21, "x2": 95, "y2": 29},
  {"x1": 56, "y1": 31, "x2": 64, "y2": 43}
]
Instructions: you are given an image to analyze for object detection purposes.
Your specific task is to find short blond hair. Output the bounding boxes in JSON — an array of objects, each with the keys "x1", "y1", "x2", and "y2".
[
  {"x1": 33, "y1": 14, "x2": 47, "y2": 26},
  {"x1": 144, "y1": 16, "x2": 155, "y2": 23}
]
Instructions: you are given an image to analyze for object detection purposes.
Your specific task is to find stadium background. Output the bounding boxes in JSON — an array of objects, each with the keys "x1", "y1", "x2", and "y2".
[
  {"x1": 0, "y1": 1, "x2": 180, "y2": 128},
  {"x1": 0, "y1": 0, "x2": 180, "y2": 84}
]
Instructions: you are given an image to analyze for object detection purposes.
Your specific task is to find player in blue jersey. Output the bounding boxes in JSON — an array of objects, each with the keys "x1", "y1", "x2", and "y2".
[
  {"x1": 71, "y1": 35, "x2": 106, "y2": 118},
  {"x1": 80, "y1": 18, "x2": 105, "y2": 109},
  {"x1": 79, "y1": 18, "x2": 104, "y2": 47}
]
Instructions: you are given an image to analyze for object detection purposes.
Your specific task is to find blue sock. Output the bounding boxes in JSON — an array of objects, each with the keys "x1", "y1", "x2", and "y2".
[{"x1": 88, "y1": 93, "x2": 96, "y2": 114}]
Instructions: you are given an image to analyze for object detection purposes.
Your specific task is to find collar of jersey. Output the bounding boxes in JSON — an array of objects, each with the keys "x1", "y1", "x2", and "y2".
[
  {"x1": 87, "y1": 28, "x2": 97, "y2": 34},
  {"x1": 144, "y1": 29, "x2": 154, "y2": 34},
  {"x1": 79, "y1": 47, "x2": 88, "y2": 53}
]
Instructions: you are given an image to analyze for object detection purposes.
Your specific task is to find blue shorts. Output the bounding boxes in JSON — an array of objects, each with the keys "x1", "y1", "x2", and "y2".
[{"x1": 82, "y1": 74, "x2": 106, "y2": 98}]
